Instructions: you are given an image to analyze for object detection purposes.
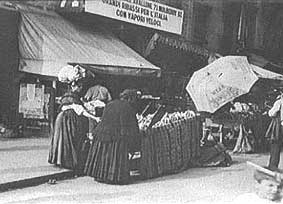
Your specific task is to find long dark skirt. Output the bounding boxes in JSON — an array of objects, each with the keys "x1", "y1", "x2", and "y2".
[
  {"x1": 48, "y1": 109, "x2": 88, "y2": 171},
  {"x1": 84, "y1": 140, "x2": 130, "y2": 184},
  {"x1": 265, "y1": 117, "x2": 281, "y2": 142}
]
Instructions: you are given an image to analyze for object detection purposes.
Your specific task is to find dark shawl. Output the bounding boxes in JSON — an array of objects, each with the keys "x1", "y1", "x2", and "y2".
[
  {"x1": 93, "y1": 99, "x2": 139, "y2": 144},
  {"x1": 58, "y1": 91, "x2": 82, "y2": 111}
]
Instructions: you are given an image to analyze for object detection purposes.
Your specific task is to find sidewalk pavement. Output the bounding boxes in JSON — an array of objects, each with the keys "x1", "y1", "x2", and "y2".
[
  {"x1": 0, "y1": 137, "x2": 74, "y2": 192},
  {"x1": 0, "y1": 136, "x2": 275, "y2": 194}
]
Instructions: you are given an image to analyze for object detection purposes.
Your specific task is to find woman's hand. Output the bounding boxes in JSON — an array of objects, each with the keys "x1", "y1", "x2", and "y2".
[
  {"x1": 93, "y1": 117, "x2": 101, "y2": 123},
  {"x1": 89, "y1": 114, "x2": 100, "y2": 123},
  {"x1": 82, "y1": 110, "x2": 100, "y2": 122},
  {"x1": 87, "y1": 133, "x2": 94, "y2": 141}
]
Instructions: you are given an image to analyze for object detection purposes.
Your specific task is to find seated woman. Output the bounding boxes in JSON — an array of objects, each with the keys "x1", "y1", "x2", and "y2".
[
  {"x1": 84, "y1": 89, "x2": 141, "y2": 185},
  {"x1": 48, "y1": 81, "x2": 99, "y2": 172}
]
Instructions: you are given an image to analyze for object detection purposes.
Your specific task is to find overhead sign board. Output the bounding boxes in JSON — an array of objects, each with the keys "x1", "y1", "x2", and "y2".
[{"x1": 85, "y1": 0, "x2": 184, "y2": 35}]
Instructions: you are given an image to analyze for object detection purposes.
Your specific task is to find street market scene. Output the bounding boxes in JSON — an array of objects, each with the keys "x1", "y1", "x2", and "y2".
[{"x1": 2, "y1": 0, "x2": 283, "y2": 203}]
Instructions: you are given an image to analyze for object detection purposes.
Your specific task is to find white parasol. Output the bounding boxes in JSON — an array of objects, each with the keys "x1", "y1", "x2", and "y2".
[{"x1": 186, "y1": 56, "x2": 259, "y2": 113}]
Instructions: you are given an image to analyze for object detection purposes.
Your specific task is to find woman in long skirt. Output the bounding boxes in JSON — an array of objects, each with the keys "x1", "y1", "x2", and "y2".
[
  {"x1": 84, "y1": 89, "x2": 140, "y2": 184},
  {"x1": 48, "y1": 82, "x2": 99, "y2": 172}
]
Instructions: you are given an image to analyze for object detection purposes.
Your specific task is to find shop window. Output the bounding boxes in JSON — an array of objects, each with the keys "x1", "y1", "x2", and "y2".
[{"x1": 18, "y1": 77, "x2": 55, "y2": 138}]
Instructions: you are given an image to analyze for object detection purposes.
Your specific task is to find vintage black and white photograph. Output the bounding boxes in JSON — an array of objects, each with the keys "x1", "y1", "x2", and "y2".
[{"x1": 1, "y1": 0, "x2": 283, "y2": 203}]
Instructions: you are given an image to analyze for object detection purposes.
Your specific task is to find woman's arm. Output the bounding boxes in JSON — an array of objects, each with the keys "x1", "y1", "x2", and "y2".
[
  {"x1": 82, "y1": 110, "x2": 100, "y2": 122},
  {"x1": 69, "y1": 104, "x2": 100, "y2": 122}
]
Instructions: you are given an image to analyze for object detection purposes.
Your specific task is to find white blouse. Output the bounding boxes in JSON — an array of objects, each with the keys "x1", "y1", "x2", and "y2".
[
  {"x1": 61, "y1": 104, "x2": 85, "y2": 116},
  {"x1": 268, "y1": 99, "x2": 282, "y2": 117}
]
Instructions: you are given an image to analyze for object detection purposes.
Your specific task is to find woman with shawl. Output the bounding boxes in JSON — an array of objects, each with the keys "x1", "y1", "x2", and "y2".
[
  {"x1": 48, "y1": 81, "x2": 99, "y2": 172},
  {"x1": 84, "y1": 89, "x2": 140, "y2": 184}
]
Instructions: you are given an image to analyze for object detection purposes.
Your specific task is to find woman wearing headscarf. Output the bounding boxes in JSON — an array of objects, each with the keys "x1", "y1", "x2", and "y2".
[
  {"x1": 48, "y1": 81, "x2": 99, "y2": 172},
  {"x1": 84, "y1": 89, "x2": 141, "y2": 184}
]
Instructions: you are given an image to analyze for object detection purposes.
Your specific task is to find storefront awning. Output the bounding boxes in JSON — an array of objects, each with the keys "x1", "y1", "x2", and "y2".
[
  {"x1": 248, "y1": 53, "x2": 283, "y2": 75},
  {"x1": 15, "y1": 4, "x2": 160, "y2": 77},
  {"x1": 145, "y1": 33, "x2": 209, "y2": 57}
]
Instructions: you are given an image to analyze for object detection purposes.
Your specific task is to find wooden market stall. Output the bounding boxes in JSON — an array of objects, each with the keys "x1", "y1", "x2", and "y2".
[
  {"x1": 135, "y1": 98, "x2": 202, "y2": 179},
  {"x1": 140, "y1": 115, "x2": 201, "y2": 179}
]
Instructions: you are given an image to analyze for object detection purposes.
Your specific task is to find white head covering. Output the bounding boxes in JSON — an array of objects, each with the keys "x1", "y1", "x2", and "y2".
[{"x1": 58, "y1": 65, "x2": 86, "y2": 83}]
